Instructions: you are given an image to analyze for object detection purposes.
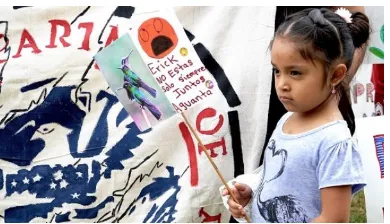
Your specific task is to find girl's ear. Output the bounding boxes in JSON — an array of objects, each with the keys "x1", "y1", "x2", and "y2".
[{"x1": 330, "y1": 64, "x2": 348, "y2": 86}]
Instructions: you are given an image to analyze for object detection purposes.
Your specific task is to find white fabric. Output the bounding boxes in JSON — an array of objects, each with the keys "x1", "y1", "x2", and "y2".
[{"x1": 0, "y1": 6, "x2": 275, "y2": 222}]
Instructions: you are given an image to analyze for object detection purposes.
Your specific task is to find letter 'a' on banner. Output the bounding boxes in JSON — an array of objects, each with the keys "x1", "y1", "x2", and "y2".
[{"x1": 94, "y1": 8, "x2": 218, "y2": 132}]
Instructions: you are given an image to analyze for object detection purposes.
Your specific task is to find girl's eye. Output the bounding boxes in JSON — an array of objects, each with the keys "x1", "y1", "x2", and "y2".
[
  {"x1": 272, "y1": 68, "x2": 280, "y2": 74},
  {"x1": 290, "y1": 70, "x2": 301, "y2": 76}
]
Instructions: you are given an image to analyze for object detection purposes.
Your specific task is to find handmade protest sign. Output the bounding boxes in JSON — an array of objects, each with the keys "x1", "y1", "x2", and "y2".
[
  {"x1": 130, "y1": 9, "x2": 216, "y2": 113},
  {"x1": 95, "y1": 8, "x2": 217, "y2": 131}
]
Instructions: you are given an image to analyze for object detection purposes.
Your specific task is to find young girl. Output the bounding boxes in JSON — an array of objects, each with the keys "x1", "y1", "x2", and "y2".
[{"x1": 221, "y1": 8, "x2": 370, "y2": 223}]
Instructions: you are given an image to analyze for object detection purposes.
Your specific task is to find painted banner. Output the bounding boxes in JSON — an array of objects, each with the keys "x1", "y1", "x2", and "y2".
[
  {"x1": 355, "y1": 116, "x2": 384, "y2": 223},
  {"x1": 0, "y1": 6, "x2": 275, "y2": 222}
]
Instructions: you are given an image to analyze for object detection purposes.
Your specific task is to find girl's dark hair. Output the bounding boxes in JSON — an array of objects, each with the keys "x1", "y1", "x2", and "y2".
[{"x1": 272, "y1": 8, "x2": 370, "y2": 135}]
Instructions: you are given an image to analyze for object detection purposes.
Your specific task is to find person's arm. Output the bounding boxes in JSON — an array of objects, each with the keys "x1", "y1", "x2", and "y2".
[
  {"x1": 331, "y1": 6, "x2": 368, "y2": 84},
  {"x1": 311, "y1": 185, "x2": 352, "y2": 223}
]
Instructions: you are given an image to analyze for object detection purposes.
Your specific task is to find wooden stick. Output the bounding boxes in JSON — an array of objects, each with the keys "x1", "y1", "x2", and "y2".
[{"x1": 181, "y1": 112, "x2": 251, "y2": 223}]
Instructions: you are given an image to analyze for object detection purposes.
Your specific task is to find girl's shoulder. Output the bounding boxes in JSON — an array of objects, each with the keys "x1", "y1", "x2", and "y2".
[
  {"x1": 315, "y1": 119, "x2": 353, "y2": 147},
  {"x1": 276, "y1": 112, "x2": 353, "y2": 147},
  {"x1": 275, "y1": 112, "x2": 293, "y2": 128}
]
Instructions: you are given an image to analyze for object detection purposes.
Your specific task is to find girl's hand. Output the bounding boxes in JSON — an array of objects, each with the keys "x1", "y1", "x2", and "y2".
[{"x1": 221, "y1": 183, "x2": 252, "y2": 218}]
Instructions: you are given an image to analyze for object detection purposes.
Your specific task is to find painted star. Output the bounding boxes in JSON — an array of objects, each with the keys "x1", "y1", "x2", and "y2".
[
  {"x1": 11, "y1": 180, "x2": 17, "y2": 187},
  {"x1": 76, "y1": 172, "x2": 83, "y2": 178},
  {"x1": 59, "y1": 179, "x2": 69, "y2": 189},
  {"x1": 71, "y1": 192, "x2": 80, "y2": 199},
  {"x1": 50, "y1": 182, "x2": 56, "y2": 190},
  {"x1": 33, "y1": 174, "x2": 42, "y2": 182},
  {"x1": 22, "y1": 177, "x2": 29, "y2": 185},
  {"x1": 53, "y1": 170, "x2": 63, "y2": 181}
]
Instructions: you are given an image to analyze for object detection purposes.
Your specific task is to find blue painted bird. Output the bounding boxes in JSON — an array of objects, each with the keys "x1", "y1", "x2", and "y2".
[{"x1": 119, "y1": 50, "x2": 157, "y2": 98}]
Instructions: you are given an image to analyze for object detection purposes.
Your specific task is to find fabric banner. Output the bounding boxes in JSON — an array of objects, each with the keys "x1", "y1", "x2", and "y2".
[
  {"x1": 0, "y1": 6, "x2": 275, "y2": 222},
  {"x1": 355, "y1": 116, "x2": 384, "y2": 223}
]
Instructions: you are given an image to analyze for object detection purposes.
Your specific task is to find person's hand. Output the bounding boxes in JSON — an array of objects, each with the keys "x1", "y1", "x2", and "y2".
[{"x1": 222, "y1": 182, "x2": 252, "y2": 218}]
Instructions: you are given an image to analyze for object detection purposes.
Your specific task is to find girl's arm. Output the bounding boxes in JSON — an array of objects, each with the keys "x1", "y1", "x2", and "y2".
[{"x1": 311, "y1": 185, "x2": 352, "y2": 223}]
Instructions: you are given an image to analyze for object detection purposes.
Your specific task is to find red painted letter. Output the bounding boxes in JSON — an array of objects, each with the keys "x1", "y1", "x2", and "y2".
[
  {"x1": 352, "y1": 83, "x2": 364, "y2": 104},
  {"x1": 12, "y1": 29, "x2": 42, "y2": 58},
  {"x1": 196, "y1": 108, "x2": 224, "y2": 135},
  {"x1": 0, "y1": 33, "x2": 8, "y2": 52},
  {"x1": 198, "y1": 138, "x2": 227, "y2": 158},
  {"x1": 46, "y1": 20, "x2": 71, "y2": 48},
  {"x1": 78, "y1": 22, "x2": 94, "y2": 51},
  {"x1": 366, "y1": 83, "x2": 374, "y2": 103},
  {"x1": 199, "y1": 207, "x2": 221, "y2": 223},
  {"x1": 179, "y1": 122, "x2": 199, "y2": 187},
  {"x1": 104, "y1": 25, "x2": 118, "y2": 47}
]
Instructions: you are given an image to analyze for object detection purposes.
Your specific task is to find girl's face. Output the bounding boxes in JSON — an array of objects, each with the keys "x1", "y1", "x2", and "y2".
[{"x1": 271, "y1": 37, "x2": 332, "y2": 113}]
